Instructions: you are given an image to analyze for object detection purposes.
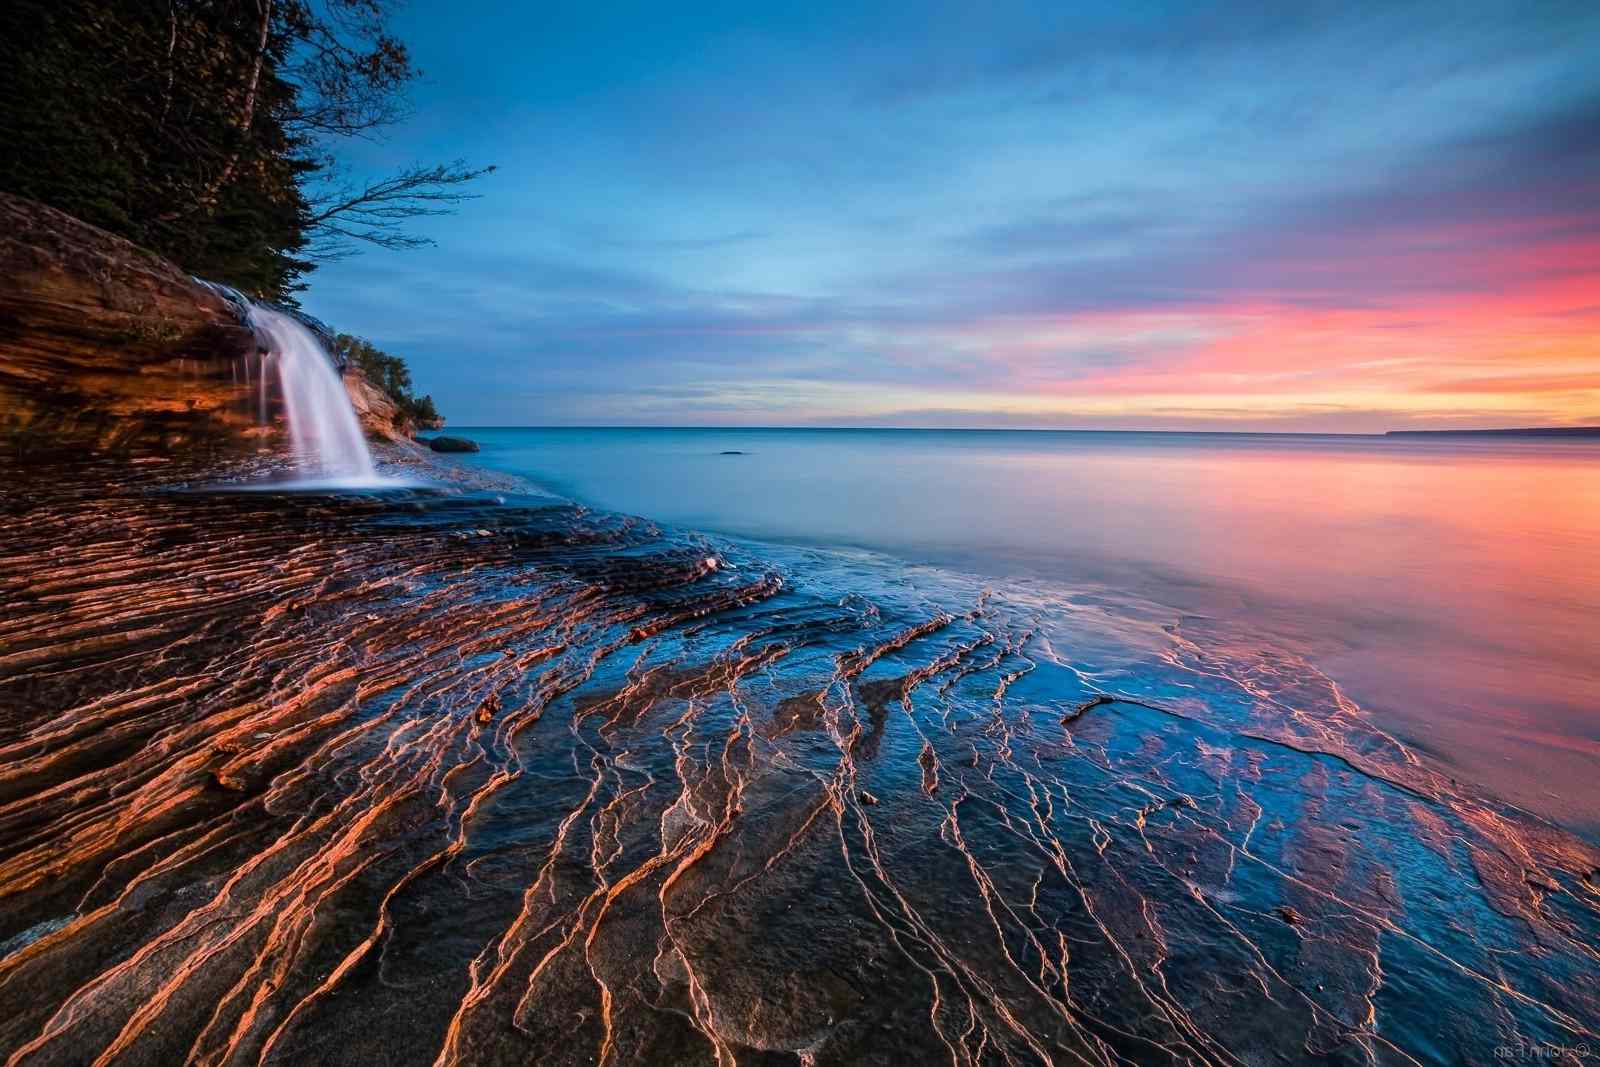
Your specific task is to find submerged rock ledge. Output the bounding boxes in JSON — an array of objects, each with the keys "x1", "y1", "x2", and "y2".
[{"x1": 0, "y1": 451, "x2": 1595, "y2": 1065}]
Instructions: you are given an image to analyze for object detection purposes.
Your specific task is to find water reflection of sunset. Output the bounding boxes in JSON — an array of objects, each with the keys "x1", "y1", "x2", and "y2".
[{"x1": 463, "y1": 429, "x2": 1600, "y2": 830}]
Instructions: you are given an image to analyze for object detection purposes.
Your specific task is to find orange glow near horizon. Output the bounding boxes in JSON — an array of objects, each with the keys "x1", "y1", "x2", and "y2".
[{"x1": 873, "y1": 228, "x2": 1600, "y2": 430}]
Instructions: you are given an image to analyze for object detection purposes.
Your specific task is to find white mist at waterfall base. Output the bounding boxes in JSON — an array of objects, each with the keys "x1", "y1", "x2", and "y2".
[{"x1": 245, "y1": 304, "x2": 400, "y2": 490}]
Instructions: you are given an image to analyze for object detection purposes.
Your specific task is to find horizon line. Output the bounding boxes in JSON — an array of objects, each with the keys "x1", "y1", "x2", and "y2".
[{"x1": 440, "y1": 424, "x2": 1600, "y2": 437}]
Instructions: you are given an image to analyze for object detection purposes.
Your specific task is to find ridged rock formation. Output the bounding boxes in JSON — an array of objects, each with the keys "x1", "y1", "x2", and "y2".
[
  {"x1": 0, "y1": 457, "x2": 1596, "y2": 1065},
  {"x1": 0, "y1": 193, "x2": 258, "y2": 455}
]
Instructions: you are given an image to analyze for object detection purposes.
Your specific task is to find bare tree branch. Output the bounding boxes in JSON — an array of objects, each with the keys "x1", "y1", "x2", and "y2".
[
  {"x1": 280, "y1": 0, "x2": 414, "y2": 139},
  {"x1": 158, "y1": 0, "x2": 178, "y2": 129},
  {"x1": 144, "y1": 0, "x2": 494, "y2": 272},
  {"x1": 303, "y1": 160, "x2": 497, "y2": 260}
]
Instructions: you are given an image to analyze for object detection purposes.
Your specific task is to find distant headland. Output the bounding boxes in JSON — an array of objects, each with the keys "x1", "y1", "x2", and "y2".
[{"x1": 1386, "y1": 426, "x2": 1600, "y2": 437}]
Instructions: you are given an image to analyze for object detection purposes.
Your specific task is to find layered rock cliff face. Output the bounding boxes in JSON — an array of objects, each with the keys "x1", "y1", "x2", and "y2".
[
  {"x1": 0, "y1": 193, "x2": 262, "y2": 454},
  {"x1": 0, "y1": 193, "x2": 421, "y2": 455},
  {"x1": 343, "y1": 366, "x2": 435, "y2": 442}
]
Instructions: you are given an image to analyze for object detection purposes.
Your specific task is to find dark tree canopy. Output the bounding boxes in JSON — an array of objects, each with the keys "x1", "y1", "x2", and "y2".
[{"x1": 0, "y1": 0, "x2": 490, "y2": 300}]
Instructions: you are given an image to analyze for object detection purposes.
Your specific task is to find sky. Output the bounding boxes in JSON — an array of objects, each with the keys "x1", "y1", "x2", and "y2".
[{"x1": 304, "y1": 0, "x2": 1600, "y2": 431}]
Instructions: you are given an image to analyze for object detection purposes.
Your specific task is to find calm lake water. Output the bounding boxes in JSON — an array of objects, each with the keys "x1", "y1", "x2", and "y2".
[{"x1": 454, "y1": 427, "x2": 1600, "y2": 833}]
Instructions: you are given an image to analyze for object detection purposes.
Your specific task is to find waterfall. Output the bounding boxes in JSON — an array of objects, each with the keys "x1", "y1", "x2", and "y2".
[{"x1": 246, "y1": 303, "x2": 378, "y2": 484}]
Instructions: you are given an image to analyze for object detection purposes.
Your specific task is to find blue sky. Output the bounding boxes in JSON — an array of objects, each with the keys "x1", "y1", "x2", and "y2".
[{"x1": 304, "y1": 0, "x2": 1600, "y2": 430}]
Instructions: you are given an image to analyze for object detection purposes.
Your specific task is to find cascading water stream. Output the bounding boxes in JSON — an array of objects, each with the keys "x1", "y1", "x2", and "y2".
[{"x1": 245, "y1": 302, "x2": 379, "y2": 484}]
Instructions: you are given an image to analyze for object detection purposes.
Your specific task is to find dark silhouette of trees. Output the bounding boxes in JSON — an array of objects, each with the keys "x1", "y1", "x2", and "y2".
[{"x1": 0, "y1": 0, "x2": 491, "y2": 299}]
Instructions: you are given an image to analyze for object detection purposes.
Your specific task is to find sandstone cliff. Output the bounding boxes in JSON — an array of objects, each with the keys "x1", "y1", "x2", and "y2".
[
  {"x1": 344, "y1": 365, "x2": 423, "y2": 442},
  {"x1": 0, "y1": 193, "x2": 431, "y2": 456},
  {"x1": 0, "y1": 193, "x2": 263, "y2": 454}
]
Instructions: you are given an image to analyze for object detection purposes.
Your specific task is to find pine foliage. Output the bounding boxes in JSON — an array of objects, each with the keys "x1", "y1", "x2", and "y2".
[{"x1": 0, "y1": 0, "x2": 487, "y2": 300}]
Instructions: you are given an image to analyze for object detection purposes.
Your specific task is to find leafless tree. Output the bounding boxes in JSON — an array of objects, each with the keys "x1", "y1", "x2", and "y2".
[{"x1": 304, "y1": 160, "x2": 497, "y2": 261}]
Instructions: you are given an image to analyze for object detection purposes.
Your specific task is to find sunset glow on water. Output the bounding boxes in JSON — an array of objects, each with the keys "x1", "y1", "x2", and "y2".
[{"x1": 459, "y1": 427, "x2": 1600, "y2": 830}]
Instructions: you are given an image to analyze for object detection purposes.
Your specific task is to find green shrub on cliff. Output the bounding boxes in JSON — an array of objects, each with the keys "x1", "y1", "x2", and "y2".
[
  {"x1": 332, "y1": 333, "x2": 439, "y2": 427},
  {"x1": 0, "y1": 0, "x2": 489, "y2": 301}
]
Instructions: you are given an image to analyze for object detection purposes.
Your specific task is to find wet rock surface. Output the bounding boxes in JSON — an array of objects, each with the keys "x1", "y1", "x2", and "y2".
[
  {"x1": 428, "y1": 435, "x2": 480, "y2": 453},
  {"x1": 0, "y1": 454, "x2": 1595, "y2": 1065}
]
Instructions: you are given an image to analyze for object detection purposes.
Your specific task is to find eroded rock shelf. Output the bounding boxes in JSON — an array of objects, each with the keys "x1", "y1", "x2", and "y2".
[{"x1": 0, "y1": 457, "x2": 1595, "y2": 1065}]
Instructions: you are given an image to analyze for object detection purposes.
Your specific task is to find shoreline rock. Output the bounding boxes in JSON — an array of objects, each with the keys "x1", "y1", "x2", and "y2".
[
  {"x1": 426, "y1": 435, "x2": 479, "y2": 453},
  {"x1": 343, "y1": 366, "x2": 423, "y2": 443}
]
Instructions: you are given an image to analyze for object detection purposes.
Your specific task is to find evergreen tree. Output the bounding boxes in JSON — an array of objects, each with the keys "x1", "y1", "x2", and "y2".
[
  {"x1": 0, "y1": 0, "x2": 488, "y2": 300},
  {"x1": 332, "y1": 333, "x2": 438, "y2": 426}
]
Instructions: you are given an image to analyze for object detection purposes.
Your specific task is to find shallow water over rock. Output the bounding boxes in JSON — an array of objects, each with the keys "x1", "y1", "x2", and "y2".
[{"x1": 0, "y1": 457, "x2": 1595, "y2": 1065}]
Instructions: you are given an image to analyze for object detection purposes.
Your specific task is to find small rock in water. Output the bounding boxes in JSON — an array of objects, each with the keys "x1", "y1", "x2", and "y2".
[
  {"x1": 428, "y1": 435, "x2": 480, "y2": 453},
  {"x1": 719, "y1": 450, "x2": 746, "y2": 455},
  {"x1": 859, "y1": 791, "x2": 879, "y2": 806},
  {"x1": 1062, "y1": 693, "x2": 1115, "y2": 724},
  {"x1": 1276, "y1": 905, "x2": 1302, "y2": 926}
]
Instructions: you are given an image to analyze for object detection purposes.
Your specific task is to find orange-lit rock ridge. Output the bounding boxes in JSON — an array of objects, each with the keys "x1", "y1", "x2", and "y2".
[{"x1": 0, "y1": 454, "x2": 1595, "y2": 1065}]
